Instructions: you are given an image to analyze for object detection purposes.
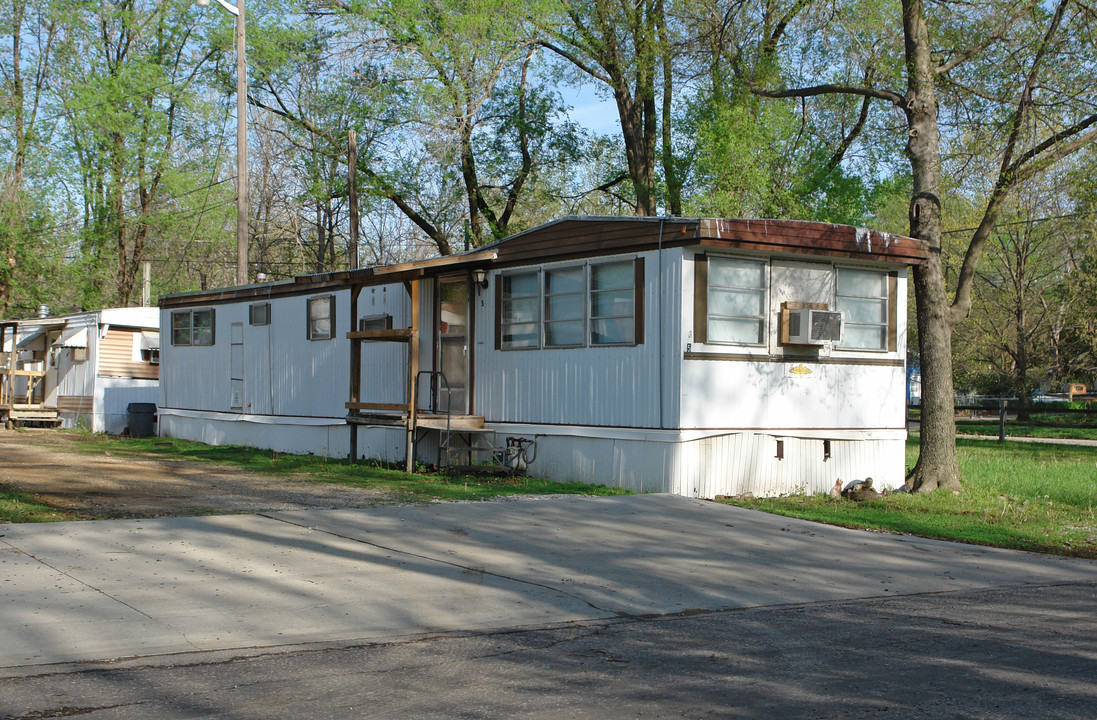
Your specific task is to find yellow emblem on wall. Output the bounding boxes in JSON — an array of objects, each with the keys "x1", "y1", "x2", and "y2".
[{"x1": 789, "y1": 364, "x2": 813, "y2": 376}]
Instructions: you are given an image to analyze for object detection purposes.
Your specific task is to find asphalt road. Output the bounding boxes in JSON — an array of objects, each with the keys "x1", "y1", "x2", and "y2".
[{"x1": 2, "y1": 495, "x2": 1096, "y2": 719}]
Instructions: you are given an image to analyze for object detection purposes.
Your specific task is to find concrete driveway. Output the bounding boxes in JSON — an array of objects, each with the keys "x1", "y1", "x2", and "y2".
[{"x1": 2, "y1": 494, "x2": 1095, "y2": 672}]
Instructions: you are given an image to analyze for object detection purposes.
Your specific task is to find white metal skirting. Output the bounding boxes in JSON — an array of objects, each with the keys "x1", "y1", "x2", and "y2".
[
  {"x1": 160, "y1": 410, "x2": 349, "y2": 458},
  {"x1": 674, "y1": 433, "x2": 906, "y2": 498},
  {"x1": 160, "y1": 410, "x2": 906, "y2": 498},
  {"x1": 470, "y1": 424, "x2": 907, "y2": 499}
]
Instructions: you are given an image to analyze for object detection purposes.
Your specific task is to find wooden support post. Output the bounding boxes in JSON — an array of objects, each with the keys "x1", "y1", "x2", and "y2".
[
  {"x1": 999, "y1": 399, "x2": 1007, "y2": 442},
  {"x1": 348, "y1": 284, "x2": 362, "y2": 462},
  {"x1": 406, "y1": 279, "x2": 420, "y2": 472}
]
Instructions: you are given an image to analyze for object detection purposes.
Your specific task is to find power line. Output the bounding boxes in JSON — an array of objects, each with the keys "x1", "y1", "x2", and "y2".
[{"x1": 941, "y1": 210, "x2": 1095, "y2": 235}]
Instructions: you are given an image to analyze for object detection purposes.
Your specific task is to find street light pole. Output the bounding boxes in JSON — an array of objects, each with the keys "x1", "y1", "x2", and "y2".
[{"x1": 197, "y1": 0, "x2": 248, "y2": 286}]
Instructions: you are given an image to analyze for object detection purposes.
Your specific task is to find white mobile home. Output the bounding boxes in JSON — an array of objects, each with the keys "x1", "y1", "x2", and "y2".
[
  {"x1": 1, "y1": 307, "x2": 160, "y2": 433},
  {"x1": 158, "y1": 217, "x2": 926, "y2": 498}
]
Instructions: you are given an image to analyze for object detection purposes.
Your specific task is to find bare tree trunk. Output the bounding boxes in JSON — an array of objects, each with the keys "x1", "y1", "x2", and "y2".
[
  {"x1": 655, "y1": 0, "x2": 680, "y2": 216},
  {"x1": 901, "y1": 0, "x2": 961, "y2": 492},
  {"x1": 1015, "y1": 300, "x2": 1032, "y2": 421},
  {"x1": 1, "y1": 0, "x2": 26, "y2": 316},
  {"x1": 326, "y1": 199, "x2": 335, "y2": 269},
  {"x1": 315, "y1": 203, "x2": 325, "y2": 273},
  {"x1": 111, "y1": 132, "x2": 132, "y2": 305}
]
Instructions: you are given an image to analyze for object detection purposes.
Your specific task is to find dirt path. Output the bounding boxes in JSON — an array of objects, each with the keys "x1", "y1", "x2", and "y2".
[{"x1": 0, "y1": 429, "x2": 390, "y2": 519}]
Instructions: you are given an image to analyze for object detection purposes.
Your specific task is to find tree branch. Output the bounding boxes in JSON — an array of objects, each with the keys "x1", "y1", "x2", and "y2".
[
  {"x1": 760, "y1": 0, "x2": 812, "y2": 59},
  {"x1": 559, "y1": 172, "x2": 630, "y2": 201},
  {"x1": 751, "y1": 82, "x2": 904, "y2": 105},
  {"x1": 537, "y1": 39, "x2": 613, "y2": 85},
  {"x1": 934, "y1": 0, "x2": 1040, "y2": 75},
  {"x1": 1010, "y1": 115, "x2": 1097, "y2": 185},
  {"x1": 950, "y1": 0, "x2": 1077, "y2": 325},
  {"x1": 801, "y1": 93, "x2": 872, "y2": 196},
  {"x1": 251, "y1": 86, "x2": 453, "y2": 254}
]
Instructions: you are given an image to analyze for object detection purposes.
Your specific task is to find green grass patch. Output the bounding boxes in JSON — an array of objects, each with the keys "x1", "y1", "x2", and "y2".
[
  {"x1": 955, "y1": 417, "x2": 1097, "y2": 441},
  {"x1": 724, "y1": 436, "x2": 1097, "y2": 559},
  {"x1": 0, "y1": 484, "x2": 79, "y2": 524},
  {"x1": 58, "y1": 433, "x2": 630, "y2": 504}
]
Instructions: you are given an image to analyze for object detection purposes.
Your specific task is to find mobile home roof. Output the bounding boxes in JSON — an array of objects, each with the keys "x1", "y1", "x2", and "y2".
[{"x1": 160, "y1": 216, "x2": 927, "y2": 308}]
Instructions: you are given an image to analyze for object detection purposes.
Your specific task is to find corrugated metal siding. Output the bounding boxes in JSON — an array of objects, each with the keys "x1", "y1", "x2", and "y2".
[
  {"x1": 92, "y1": 377, "x2": 159, "y2": 433},
  {"x1": 358, "y1": 284, "x2": 414, "y2": 407},
  {"x1": 449, "y1": 423, "x2": 903, "y2": 499},
  {"x1": 160, "y1": 290, "x2": 352, "y2": 419},
  {"x1": 98, "y1": 328, "x2": 158, "y2": 379},
  {"x1": 161, "y1": 413, "x2": 349, "y2": 457},
  {"x1": 501, "y1": 433, "x2": 675, "y2": 493},
  {"x1": 474, "y1": 249, "x2": 680, "y2": 428},
  {"x1": 97, "y1": 378, "x2": 158, "y2": 416},
  {"x1": 267, "y1": 290, "x2": 350, "y2": 418},
  {"x1": 355, "y1": 426, "x2": 406, "y2": 463},
  {"x1": 160, "y1": 309, "x2": 230, "y2": 411},
  {"x1": 679, "y1": 432, "x2": 905, "y2": 498},
  {"x1": 55, "y1": 349, "x2": 95, "y2": 398}
]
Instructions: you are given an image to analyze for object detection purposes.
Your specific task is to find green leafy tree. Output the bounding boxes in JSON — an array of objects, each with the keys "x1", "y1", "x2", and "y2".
[
  {"x1": 0, "y1": 0, "x2": 58, "y2": 317},
  {"x1": 951, "y1": 193, "x2": 1076, "y2": 400},
  {"x1": 540, "y1": 0, "x2": 669, "y2": 215},
  {"x1": 753, "y1": 0, "x2": 1097, "y2": 491},
  {"x1": 252, "y1": 0, "x2": 584, "y2": 255},
  {"x1": 55, "y1": 0, "x2": 217, "y2": 307}
]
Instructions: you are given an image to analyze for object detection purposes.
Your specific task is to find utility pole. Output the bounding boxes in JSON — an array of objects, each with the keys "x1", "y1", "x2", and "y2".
[
  {"x1": 141, "y1": 262, "x2": 151, "y2": 306},
  {"x1": 348, "y1": 128, "x2": 359, "y2": 271},
  {"x1": 196, "y1": 0, "x2": 248, "y2": 286},
  {"x1": 234, "y1": 0, "x2": 248, "y2": 285}
]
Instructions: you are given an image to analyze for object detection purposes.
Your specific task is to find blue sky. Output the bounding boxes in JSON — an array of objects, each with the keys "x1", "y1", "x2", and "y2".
[{"x1": 560, "y1": 83, "x2": 620, "y2": 136}]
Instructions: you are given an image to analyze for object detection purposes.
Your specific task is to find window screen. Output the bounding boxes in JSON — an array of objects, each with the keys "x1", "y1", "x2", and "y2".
[
  {"x1": 707, "y1": 257, "x2": 766, "y2": 345},
  {"x1": 307, "y1": 295, "x2": 334, "y2": 341},
  {"x1": 837, "y1": 268, "x2": 888, "y2": 350},
  {"x1": 500, "y1": 272, "x2": 540, "y2": 349},
  {"x1": 590, "y1": 261, "x2": 635, "y2": 345},
  {"x1": 544, "y1": 266, "x2": 585, "y2": 347}
]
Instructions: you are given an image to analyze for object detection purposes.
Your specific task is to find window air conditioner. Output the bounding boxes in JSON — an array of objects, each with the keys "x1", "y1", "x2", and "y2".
[{"x1": 787, "y1": 309, "x2": 843, "y2": 345}]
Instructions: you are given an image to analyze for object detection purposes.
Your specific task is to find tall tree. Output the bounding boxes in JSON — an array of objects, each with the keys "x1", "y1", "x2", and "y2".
[
  {"x1": 252, "y1": 0, "x2": 585, "y2": 255},
  {"x1": 677, "y1": 0, "x2": 876, "y2": 221},
  {"x1": 753, "y1": 0, "x2": 1097, "y2": 491},
  {"x1": 541, "y1": 0, "x2": 665, "y2": 215},
  {"x1": 951, "y1": 193, "x2": 1076, "y2": 400},
  {"x1": 55, "y1": 0, "x2": 215, "y2": 307},
  {"x1": 0, "y1": 0, "x2": 55, "y2": 316}
]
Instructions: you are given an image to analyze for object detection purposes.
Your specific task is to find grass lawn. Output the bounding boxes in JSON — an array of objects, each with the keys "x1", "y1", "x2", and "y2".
[
  {"x1": 724, "y1": 436, "x2": 1097, "y2": 559},
  {"x1": 0, "y1": 432, "x2": 628, "y2": 524},
  {"x1": 0, "y1": 484, "x2": 80, "y2": 523},
  {"x1": 954, "y1": 417, "x2": 1097, "y2": 441}
]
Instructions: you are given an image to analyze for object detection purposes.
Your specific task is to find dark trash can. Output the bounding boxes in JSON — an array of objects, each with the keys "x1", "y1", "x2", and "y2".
[{"x1": 127, "y1": 402, "x2": 157, "y2": 438}]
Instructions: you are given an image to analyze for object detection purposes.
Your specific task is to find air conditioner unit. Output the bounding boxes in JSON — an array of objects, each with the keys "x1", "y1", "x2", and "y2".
[{"x1": 787, "y1": 309, "x2": 843, "y2": 345}]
